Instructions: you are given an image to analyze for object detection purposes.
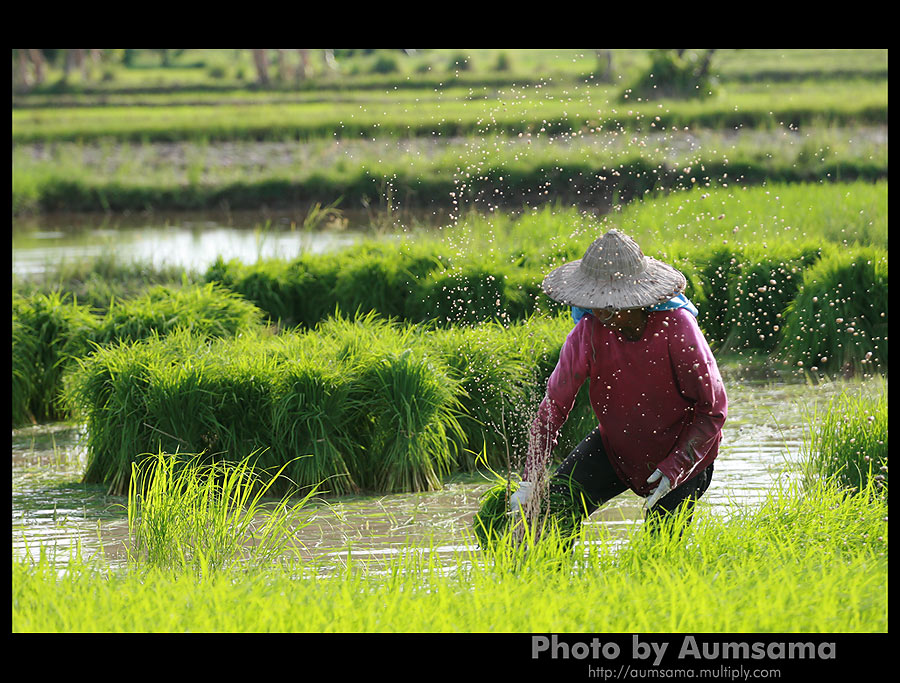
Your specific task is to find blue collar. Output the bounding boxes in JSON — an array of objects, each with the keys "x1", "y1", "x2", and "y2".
[{"x1": 571, "y1": 293, "x2": 698, "y2": 325}]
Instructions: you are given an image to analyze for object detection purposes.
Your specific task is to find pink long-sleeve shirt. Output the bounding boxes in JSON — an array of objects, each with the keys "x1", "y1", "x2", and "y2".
[{"x1": 523, "y1": 308, "x2": 727, "y2": 496}]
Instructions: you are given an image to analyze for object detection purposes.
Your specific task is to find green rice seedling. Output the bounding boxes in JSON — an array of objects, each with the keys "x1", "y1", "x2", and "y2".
[
  {"x1": 331, "y1": 243, "x2": 446, "y2": 322},
  {"x1": 778, "y1": 246, "x2": 888, "y2": 374},
  {"x1": 12, "y1": 476, "x2": 888, "y2": 633},
  {"x1": 471, "y1": 477, "x2": 520, "y2": 549},
  {"x1": 351, "y1": 349, "x2": 464, "y2": 493},
  {"x1": 93, "y1": 282, "x2": 264, "y2": 345},
  {"x1": 126, "y1": 449, "x2": 319, "y2": 575},
  {"x1": 268, "y1": 353, "x2": 363, "y2": 496},
  {"x1": 198, "y1": 181, "x2": 886, "y2": 340},
  {"x1": 64, "y1": 330, "x2": 191, "y2": 493},
  {"x1": 205, "y1": 254, "x2": 341, "y2": 328},
  {"x1": 312, "y1": 309, "x2": 418, "y2": 362},
  {"x1": 12, "y1": 291, "x2": 96, "y2": 425},
  {"x1": 407, "y1": 259, "x2": 541, "y2": 326},
  {"x1": 714, "y1": 242, "x2": 824, "y2": 354},
  {"x1": 12, "y1": 315, "x2": 39, "y2": 426},
  {"x1": 799, "y1": 382, "x2": 887, "y2": 498},
  {"x1": 65, "y1": 320, "x2": 470, "y2": 496},
  {"x1": 620, "y1": 181, "x2": 887, "y2": 252},
  {"x1": 472, "y1": 465, "x2": 594, "y2": 554},
  {"x1": 11, "y1": 284, "x2": 264, "y2": 427},
  {"x1": 418, "y1": 323, "x2": 536, "y2": 470}
]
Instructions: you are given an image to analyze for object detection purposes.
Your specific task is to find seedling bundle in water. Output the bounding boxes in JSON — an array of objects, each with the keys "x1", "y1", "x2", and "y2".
[
  {"x1": 125, "y1": 449, "x2": 318, "y2": 574},
  {"x1": 471, "y1": 473, "x2": 589, "y2": 551}
]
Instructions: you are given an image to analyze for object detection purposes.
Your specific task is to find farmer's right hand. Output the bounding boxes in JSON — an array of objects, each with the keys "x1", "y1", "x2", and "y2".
[{"x1": 508, "y1": 481, "x2": 534, "y2": 513}]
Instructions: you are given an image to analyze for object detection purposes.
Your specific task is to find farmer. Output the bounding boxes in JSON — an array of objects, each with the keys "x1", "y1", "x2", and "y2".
[{"x1": 510, "y1": 228, "x2": 727, "y2": 536}]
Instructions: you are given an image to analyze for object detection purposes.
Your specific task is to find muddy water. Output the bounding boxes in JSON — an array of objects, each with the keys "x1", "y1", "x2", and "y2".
[
  {"x1": 11, "y1": 212, "x2": 377, "y2": 278},
  {"x1": 13, "y1": 374, "x2": 876, "y2": 572}
]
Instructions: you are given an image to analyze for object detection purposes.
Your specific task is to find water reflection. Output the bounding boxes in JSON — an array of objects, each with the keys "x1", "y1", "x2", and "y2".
[{"x1": 12, "y1": 220, "x2": 369, "y2": 277}]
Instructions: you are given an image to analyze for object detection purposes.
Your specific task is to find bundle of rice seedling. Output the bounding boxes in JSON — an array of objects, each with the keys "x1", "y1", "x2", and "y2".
[
  {"x1": 331, "y1": 243, "x2": 445, "y2": 322},
  {"x1": 472, "y1": 471, "x2": 590, "y2": 551},
  {"x1": 715, "y1": 242, "x2": 823, "y2": 354},
  {"x1": 472, "y1": 478, "x2": 519, "y2": 548},
  {"x1": 269, "y1": 354, "x2": 362, "y2": 496},
  {"x1": 420, "y1": 323, "x2": 534, "y2": 471},
  {"x1": 408, "y1": 262, "x2": 540, "y2": 326},
  {"x1": 12, "y1": 291, "x2": 96, "y2": 425},
  {"x1": 93, "y1": 282, "x2": 264, "y2": 345},
  {"x1": 778, "y1": 246, "x2": 888, "y2": 374},
  {"x1": 353, "y1": 349, "x2": 464, "y2": 493},
  {"x1": 12, "y1": 315, "x2": 39, "y2": 426}
]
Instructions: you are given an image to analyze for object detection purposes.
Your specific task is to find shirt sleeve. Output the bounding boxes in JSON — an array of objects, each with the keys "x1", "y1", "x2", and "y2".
[
  {"x1": 522, "y1": 317, "x2": 591, "y2": 481},
  {"x1": 655, "y1": 310, "x2": 728, "y2": 489}
]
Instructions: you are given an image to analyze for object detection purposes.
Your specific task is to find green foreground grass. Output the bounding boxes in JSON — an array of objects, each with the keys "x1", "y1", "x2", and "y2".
[{"x1": 12, "y1": 477, "x2": 888, "y2": 633}]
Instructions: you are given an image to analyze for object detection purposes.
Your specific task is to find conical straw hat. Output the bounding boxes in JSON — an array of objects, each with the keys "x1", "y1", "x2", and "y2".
[{"x1": 542, "y1": 229, "x2": 686, "y2": 309}]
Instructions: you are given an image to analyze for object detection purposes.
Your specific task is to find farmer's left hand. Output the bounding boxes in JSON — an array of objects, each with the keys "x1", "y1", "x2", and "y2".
[{"x1": 645, "y1": 469, "x2": 671, "y2": 509}]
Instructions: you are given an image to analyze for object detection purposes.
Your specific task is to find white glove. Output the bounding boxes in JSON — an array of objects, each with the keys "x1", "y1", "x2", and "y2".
[
  {"x1": 644, "y1": 469, "x2": 671, "y2": 510},
  {"x1": 508, "y1": 481, "x2": 534, "y2": 513}
]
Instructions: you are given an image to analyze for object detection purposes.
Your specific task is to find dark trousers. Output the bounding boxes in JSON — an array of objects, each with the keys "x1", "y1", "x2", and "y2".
[{"x1": 546, "y1": 426, "x2": 714, "y2": 534}]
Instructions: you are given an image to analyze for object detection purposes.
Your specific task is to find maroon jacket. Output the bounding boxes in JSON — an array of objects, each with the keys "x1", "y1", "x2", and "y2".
[{"x1": 523, "y1": 308, "x2": 727, "y2": 496}]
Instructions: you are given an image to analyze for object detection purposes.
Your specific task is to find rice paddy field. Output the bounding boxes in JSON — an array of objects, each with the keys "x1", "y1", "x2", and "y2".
[{"x1": 11, "y1": 49, "x2": 887, "y2": 656}]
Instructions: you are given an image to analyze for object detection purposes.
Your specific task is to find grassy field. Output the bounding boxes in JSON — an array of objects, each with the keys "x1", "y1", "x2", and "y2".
[
  {"x1": 11, "y1": 80, "x2": 888, "y2": 145},
  {"x1": 12, "y1": 49, "x2": 888, "y2": 215},
  {"x1": 11, "y1": 125, "x2": 887, "y2": 214},
  {"x1": 12, "y1": 457, "x2": 888, "y2": 632}
]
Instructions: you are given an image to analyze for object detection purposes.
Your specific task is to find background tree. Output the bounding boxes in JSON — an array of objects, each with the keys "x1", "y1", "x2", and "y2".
[
  {"x1": 624, "y1": 49, "x2": 719, "y2": 101},
  {"x1": 594, "y1": 49, "x2": 614, "y2": 82},
  {"x1": 252, "y1": 49, "x2": 270, "y2": 85}
]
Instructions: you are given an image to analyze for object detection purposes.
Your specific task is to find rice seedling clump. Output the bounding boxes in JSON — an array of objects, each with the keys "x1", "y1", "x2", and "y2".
[
  {"x1": 778, "y1": 247, "x2": 888, "y2": 374},
  {"x1": 125, "y1": 450, "x2": 318, "y2": 575},
  {"x1": 12, "y1": 284, "x2": 266, "y2": 427},
  {"x1": 64, "y1": 322, "x2": 468, "y2": 496},
  {"x1": 12, "y1": 291, "x2": 96, "y2": 424},
  {"x1": 801, "y1": 382, "x2": 887, "y2": 497}
]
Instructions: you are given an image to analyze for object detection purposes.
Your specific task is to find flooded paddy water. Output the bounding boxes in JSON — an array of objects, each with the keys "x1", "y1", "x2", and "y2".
[
  {"x1": 13, "y1": 373, "x2": 874, "y2": 573},
  {"x1": 11, "y1": 211, "x2": 886, "y2": 574},
  {"x1": 12, "y1": 209, "x2": 388, "y2": 278}
]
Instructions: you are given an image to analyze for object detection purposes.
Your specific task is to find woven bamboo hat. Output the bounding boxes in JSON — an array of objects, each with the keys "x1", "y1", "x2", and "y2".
[{"x1": 542, "y1": 229, "x2": 686, "y2": 309}]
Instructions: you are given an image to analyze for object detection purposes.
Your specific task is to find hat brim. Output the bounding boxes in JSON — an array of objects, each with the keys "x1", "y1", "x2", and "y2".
[{"x1": 542, "y1": 257, "x2": 686, "y2": 309}]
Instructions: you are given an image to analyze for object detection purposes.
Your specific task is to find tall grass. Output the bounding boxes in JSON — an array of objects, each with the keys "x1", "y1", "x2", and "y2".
[
  {"x1": 63, "y1": 324, "x2": 468, "y2": 496},
  {"x1": 800, "y1": 382, "x2": 888, "y2": 497},
  {"x1": 12, "y1": 477, "x2": 888, "y2": 632},
  {"x1": 125, "y1": 450, "x2": 318, "y2": 575},
  {"x1": 12, "y1": 283, "x2": 266, "y2": 428},
  {"x1": 778, "y1": 247, "x2": 888, "y2": 374}
]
